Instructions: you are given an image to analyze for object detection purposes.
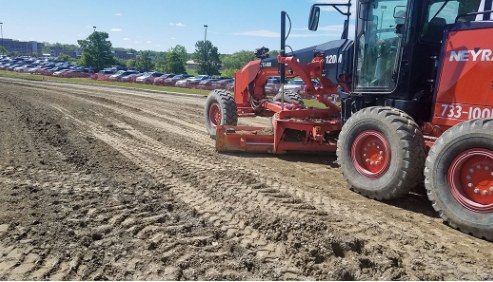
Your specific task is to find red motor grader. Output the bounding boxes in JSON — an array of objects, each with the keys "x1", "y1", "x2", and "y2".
[{"x1": 204, "y1": 0, "x2": 493, "y2": 240}]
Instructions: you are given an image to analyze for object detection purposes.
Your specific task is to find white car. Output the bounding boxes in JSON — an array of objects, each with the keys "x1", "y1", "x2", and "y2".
[
  {"x1": 14, "y1": 64, "x2": 35, "y2": 72},
  {"x1": 52, "y1": 69, "x2": 70, "y2": 76},
  {"x1": 283, "y1": 80, "x2": 322, "y2": 94}
]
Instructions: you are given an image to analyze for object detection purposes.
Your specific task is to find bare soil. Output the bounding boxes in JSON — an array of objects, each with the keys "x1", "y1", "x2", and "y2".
[{"x1": 0, "y1": 77, "x2": 492, "y2": 280}]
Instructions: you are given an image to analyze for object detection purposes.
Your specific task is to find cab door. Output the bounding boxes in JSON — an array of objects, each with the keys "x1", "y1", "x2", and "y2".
[{"x1": 353, "y1": 0, "x2": 410, "y2": 93}]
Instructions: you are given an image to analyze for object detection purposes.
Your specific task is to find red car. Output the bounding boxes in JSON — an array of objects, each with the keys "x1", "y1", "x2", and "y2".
[
  {"x1": 197, "y1": 79, "x2": 223, "y2": 90},
  {"x1": 212, "y1": 78, "x2": 234, "y2": 89},
  {"x1": 120, "y1": 73, "x2": 143, "y2": 83},
  {"x1": 163, "y1": 74, "x2": 193, "y2": 86},
  {"x1": 153, "y1": 74, "x2": 176, "y2": 86}
]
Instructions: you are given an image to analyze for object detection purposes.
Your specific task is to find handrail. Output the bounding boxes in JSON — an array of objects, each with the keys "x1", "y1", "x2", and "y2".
[{"x1": 455, "y1": 10, "x2": 493, "y2": 23}]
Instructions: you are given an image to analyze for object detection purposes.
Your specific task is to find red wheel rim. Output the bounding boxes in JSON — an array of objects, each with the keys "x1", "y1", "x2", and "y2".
[
  {"x1": 448, "y1": 148, "x2": 493, "y2": 213},
  {"x1": 351, "y1": 130, "x2": 391, "y2": 179},
  {"x1": 208, "y1": 102, "x2": 221, "y2": 129}
]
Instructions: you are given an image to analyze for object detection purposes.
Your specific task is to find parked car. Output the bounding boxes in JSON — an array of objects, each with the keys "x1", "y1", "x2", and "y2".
[
  {"x1": 225, "y1": 81, "x2": 234, "y2": 92},
  {"x1": 14, "y1": 64, "x2": 35, "y2": 72},
  {"x1": 109, "y1": 70, "x2": 139, "y2": 81},
  {"x1": 187, "y1": 75, "x2": 211, "y2": 88},
  {"x1": 197, "y1": 78, "x2": 221, "y2": 90},
  {"x1": 211, "y1": 78, "x2": 234, "y2": 89},
  {"x1": 163, "y1": 74, "x2": 193, "y2": 86},
  {"x1": 264, "y1": 76, "x2": 281, "y2": 95},
  {"x1": 284, "y1": 80, "x2": 321, "y2": 95},
  {"x1": 175, "y1": 76, "x2": 196, "y2": 88},
  {"x1": 135, "y1": 72, "x2": 164, "y2": 84},
  {"x1": 153, "y1": 74, "x2": 176, "y2": 86},
  {"x1": 94, "y1": 69, "x2": 116, "y2": 81},
  {"x1": 53, "y1": 69, "x2": 71, "y2": 77},
  {"x1": 6, "y1": 64, "x2": 23, "y2": 71},
  {"x1": 120, "y1": 73, "x2": 143, "y2": 83}
]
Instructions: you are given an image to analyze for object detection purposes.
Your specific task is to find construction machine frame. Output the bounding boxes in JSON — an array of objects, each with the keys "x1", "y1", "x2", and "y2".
[{"x1": 204, "y1": 0, "x2": 493, "y2": 240}]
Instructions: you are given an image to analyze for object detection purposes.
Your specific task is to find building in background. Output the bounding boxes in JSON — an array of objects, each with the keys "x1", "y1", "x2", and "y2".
[
  {"x1": 0, "y1": 39, "x2": 42, "y2": 55},
  {"x1": 50, "y1": 47, "x2": 81, "y2": 58},
  {"x1": 112, "y1": 50, "x2": 136, "y2": 60}
]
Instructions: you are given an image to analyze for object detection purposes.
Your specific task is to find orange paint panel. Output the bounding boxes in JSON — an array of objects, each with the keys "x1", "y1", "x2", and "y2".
[{"x1": 433, "y1": 27, "x2": 493, "y2": 126}]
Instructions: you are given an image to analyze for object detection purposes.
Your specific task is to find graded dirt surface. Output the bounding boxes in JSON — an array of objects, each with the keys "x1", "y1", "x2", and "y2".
[{"x1": 0, "y1": 77, "x2": 492, "y2": 280}]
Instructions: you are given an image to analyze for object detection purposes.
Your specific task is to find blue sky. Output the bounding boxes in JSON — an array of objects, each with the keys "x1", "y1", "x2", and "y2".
[{"x1": 0, "y1": 0, "x2": 354, "y2": 54}]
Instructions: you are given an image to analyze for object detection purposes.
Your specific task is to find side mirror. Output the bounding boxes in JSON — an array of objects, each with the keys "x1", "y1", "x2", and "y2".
[
  {"x1": 308, "y1": 6, "x2": 321, "y2": 31},
  {"x1": 359, "y1": 3, "x2": 374, "y2": 21}
]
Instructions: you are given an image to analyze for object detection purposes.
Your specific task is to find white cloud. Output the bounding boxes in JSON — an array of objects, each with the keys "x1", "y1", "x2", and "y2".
[
  {"x1": 155, "y1": 44, "x2": 162, "y2": 47},
  {"x1": 116, "y1": 13, "x2": 122, "y2": 16},
  {"x1": 232, "y1": 30, "x2": 338, "y2": 38},
  {"x1": 77, "y1": 34, "x2": 82, "y2": 37},
  {"x1": 86, "y1": 25, "x2": 92, "y2": 28},
  {"x1": 146, "y1": 41, "x2": 152, "y2": 43},
  {"x1": 123, "y1": 38, "x2": 129, "y2": 40},
  {"x1": 111, "y1": 28, "x2": 122, "y2": 32},
  {"x1": 171, "y1": 37, "x2": 176, "y2": 40},
  {"x1": 175, "y1": 23, "x2": 185, "y2": 27},
  {"x1": 170, "y1": 23, "x2": 174, "y2": 26},
  {"x1": 134, "y1": 41, "x2": 140, "y2": 44}
]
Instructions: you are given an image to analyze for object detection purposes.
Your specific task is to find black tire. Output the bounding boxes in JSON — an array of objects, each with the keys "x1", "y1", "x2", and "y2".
[
  {"x1": 425, "y1": 119, "x2": 493, "y2": 240},
  {"x1": 273, "y1": 91, "x2": 304, "y2": 106},
  {"x1": 204, "y1": 89, "x2": 238, "y2": 139},
  {"x1": 337, "y1": 106, "x2": 426, "y2": 200}
]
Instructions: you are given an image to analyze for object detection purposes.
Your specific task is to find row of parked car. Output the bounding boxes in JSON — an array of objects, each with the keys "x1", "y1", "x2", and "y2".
[
  {"x1": 0, "y1": 55, "x2": 333, "y2": 100},
  {"x1": 0, "y1": 55, "x2": 93, "y2": 78},
  {"x1": 91, "y1": 68, "x2": 236, "y2": 91}
]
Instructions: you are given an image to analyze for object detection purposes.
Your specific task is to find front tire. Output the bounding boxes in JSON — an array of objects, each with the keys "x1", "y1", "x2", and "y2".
[
  {"x1": 204, "y1": 89, "x2": 238, "y2": 139},
  {"x1": 425, "y1": 119, "x2": 493, "y2": 240},
  {"x1": 273, "y1": 91, "x2": 304, "y2": 106},
  {"x1": 337, "y1": 106, "x2": 426, "y2": 200}
]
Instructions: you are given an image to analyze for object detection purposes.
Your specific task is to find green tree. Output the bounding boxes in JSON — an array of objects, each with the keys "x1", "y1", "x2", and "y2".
[
  {"x1": 126, "y1": 59, "x2": 136, "y2": 68},
  {"x1": 0, "y1": 46, "x2": 7, "y2": 55},
  {"x1": 135, "y1": 50, "x2": 154, "y2": 71},
  {"x1": 162, "y1": 45, "x2": 187, "y2": 74},
  {"x1": 222, "y1": 50, "x2": 255, "y2": 70},
  {"x1": 268, "y1": 50, "x2": 280, "y2": 57},
  {"x1": 10, "y1": 51, "x2": 21, "y2": 57},
  {"x1": 153, "y1": 52, "x2": 168, "y2": 72},
  {"x1": 77, "y1": 32, "x2": 115, "y2": 71},
  {"x1": 222, "y1": 68, "x2": 237, "y2": 78},
  {"x1": 193, "y1": 40, "x2": 221, "y2": 76},
  {"x1": 57, "y1": 53, "x2": 76, "y2": 62},
  {"x1": 114, "y1": 58, "x2": 127, "y2": 67},
  {"x1": 165, "y1": 51, "x2": 186, "y2": 74}
]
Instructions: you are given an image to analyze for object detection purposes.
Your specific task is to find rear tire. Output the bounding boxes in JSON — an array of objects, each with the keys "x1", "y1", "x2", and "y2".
[
  {"x1": 425, "y1": 119, "x2": 493, "y2": 240},
  {"x1": 204, "y1": 89, "x2": 238, "y2": 139},
  {"x1": 337, "y1": 106, "x2": 426, "y2": 200},
  {"x1": 273, "y1": 91, "x2": 304, "y2": 105}
]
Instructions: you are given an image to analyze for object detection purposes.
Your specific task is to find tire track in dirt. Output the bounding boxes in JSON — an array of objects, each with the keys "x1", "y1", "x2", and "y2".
[
  {"x1": 77, "y1": 117, "x2": 416, "y2": 280},
  {"x1": 3, "y1": 78, "x2": 493, "y2": 280}
]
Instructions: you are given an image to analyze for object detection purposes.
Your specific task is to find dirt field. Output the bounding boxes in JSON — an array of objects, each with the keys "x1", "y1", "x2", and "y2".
[{"x1": 0, "y1": 77, "x2": 492, "y2": 280}]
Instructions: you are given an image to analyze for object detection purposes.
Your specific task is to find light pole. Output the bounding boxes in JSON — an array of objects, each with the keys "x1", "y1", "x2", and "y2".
[
  {"x1": 204, "y1": 24, "x2": 208, "y2": 43},
  {"x1": 204, "y1": 24, "x2": 208, "y2": 75},
  {"x1": 93, "y1": 26, "x2": 96, "y2": 32},
  {"x1": 0, "y1": 22, "x2": 3, "y2": 55}
]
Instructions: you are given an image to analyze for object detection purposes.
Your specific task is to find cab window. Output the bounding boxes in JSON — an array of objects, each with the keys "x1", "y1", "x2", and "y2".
[{"x1": 421, "y1": 0, "x2": 482, "y2": 43}]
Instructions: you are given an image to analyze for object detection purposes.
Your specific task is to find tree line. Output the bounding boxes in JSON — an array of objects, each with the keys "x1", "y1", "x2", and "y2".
[{"x1": 6, "y1": 32, "x2": 280, "y2": 78}]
